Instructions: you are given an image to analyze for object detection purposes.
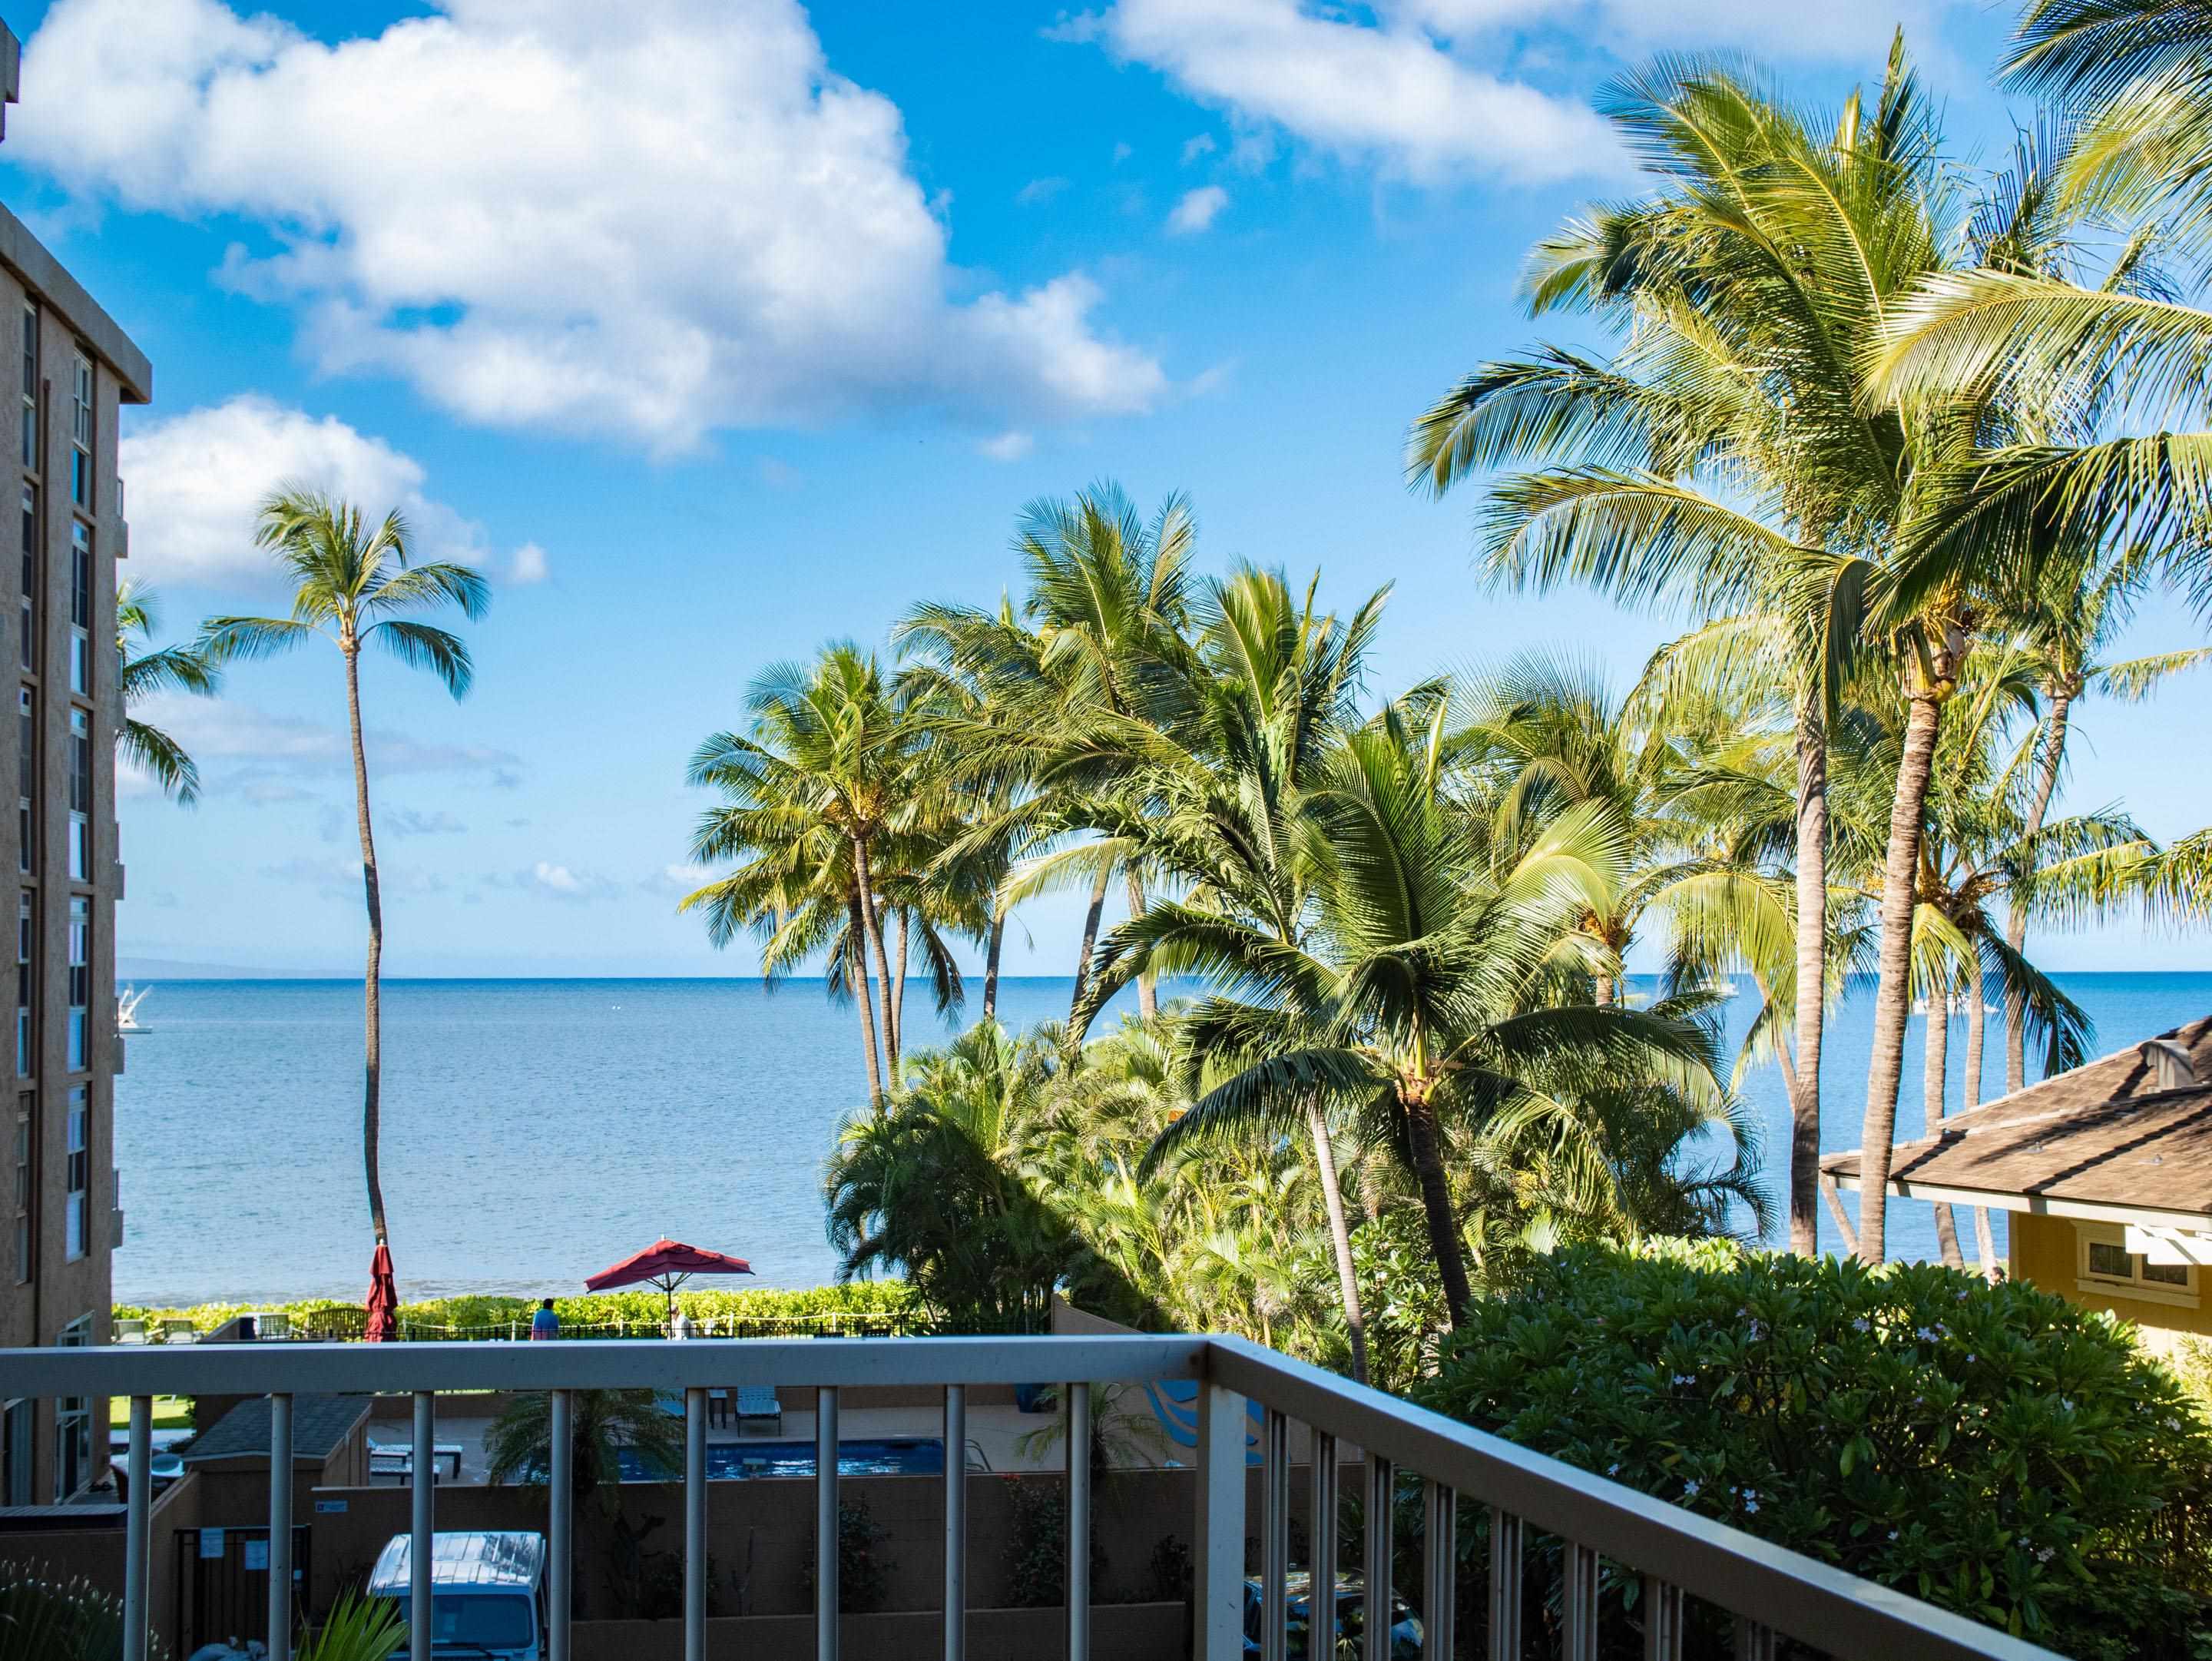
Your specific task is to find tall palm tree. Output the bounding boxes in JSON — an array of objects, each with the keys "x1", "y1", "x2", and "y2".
[
  {"x1": 682, "y1": 645, "x2": 951, "y2": 1108},
  {"x1": 1073, "y1": 564, "x2": 1387, "y2": 1378},
  {"x1": 203, "y1": 490, "x2": 487, "y2": 1251},
  {"x1": 901, "y1": 486, "x2": 1197, "y2": 1023},
  {"x1": 116, "y1": 580, "x2": 218, "y2": 804},
  {"x1": 1407, "y1": 43, "x2": 1948, "y2": 1258}
]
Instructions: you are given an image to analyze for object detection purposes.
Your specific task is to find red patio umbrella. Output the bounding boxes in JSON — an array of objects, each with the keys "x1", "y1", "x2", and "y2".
[
  {"x1": 585, "y1": 1238, "x2": 754, "y2": 1327},
  {"x1": 363, "y1": 1243, "x2": 399, "y2": 1343}
]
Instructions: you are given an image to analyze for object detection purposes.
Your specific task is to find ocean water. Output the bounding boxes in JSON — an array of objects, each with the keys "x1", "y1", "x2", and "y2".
[{"x1": 111, "y1": 971, "x2": 2212, "y2": 1308}]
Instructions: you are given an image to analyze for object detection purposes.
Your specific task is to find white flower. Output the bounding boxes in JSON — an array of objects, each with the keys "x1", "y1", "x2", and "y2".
[
  {"x1": 1682, "y1": 1480, "x2": 1702, "y2": 1499},
  {"x1": 1852, "y1": 1318, "x2": 1872, "y2": 1333}
]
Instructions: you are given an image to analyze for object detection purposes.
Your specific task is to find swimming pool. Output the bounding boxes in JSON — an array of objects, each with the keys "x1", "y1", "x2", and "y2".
[{"x1": 617, "y1": 1437, "x2": 945, "y2": 1481}]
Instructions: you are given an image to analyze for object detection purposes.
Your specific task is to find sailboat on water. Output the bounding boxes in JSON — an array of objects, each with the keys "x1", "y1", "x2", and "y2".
[{"x1": 117, "y1": 984, "x2": 152, "y2": 1035}]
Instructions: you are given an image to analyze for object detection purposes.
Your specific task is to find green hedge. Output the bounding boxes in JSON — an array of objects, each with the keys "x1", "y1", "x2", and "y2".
[
  {"x1": 1420, "y1": 1239, "x2": 2212, "y2": 1659},
  {"x1": 115, "y1": 1281, "x2": 919, "y2": 1336}
]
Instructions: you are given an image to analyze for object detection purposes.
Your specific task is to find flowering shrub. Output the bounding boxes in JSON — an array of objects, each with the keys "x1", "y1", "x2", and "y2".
[{"x1": 1419, "y1": 1240, "x2": 2212, "y2": 1660}]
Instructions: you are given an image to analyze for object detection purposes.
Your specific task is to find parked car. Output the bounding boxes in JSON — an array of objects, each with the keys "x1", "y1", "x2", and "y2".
[
  {"x1": 367, "y1": 1530, "x2": 546, "y2": 1660},
  {"x1": 1242, "y1": 1571, "x2": 1422, "y2": 1658}
]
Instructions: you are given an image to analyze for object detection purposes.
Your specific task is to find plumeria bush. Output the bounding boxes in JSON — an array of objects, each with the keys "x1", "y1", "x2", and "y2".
[{"x1": 1419, "y1": 1240, "x2": 2212, "y2": 1660}]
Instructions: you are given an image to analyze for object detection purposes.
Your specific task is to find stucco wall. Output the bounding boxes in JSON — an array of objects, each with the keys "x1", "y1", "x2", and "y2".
[{"x1": 2012, "y1": 1212, "x2": 2212, "y2": 1350}]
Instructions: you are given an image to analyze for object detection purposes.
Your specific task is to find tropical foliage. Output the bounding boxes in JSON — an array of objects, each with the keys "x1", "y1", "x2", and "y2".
[
  {"x1": 1422, "y1": 1240, "x2": 2212, "y2": 1661},
  {"x1": 116, "y1": 580, "x2": 219, "y2": 804}
]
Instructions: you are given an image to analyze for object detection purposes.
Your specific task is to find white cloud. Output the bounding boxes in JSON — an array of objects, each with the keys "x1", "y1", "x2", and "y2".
[
  {"x1": 486, "y1": 860, "x2": 628, "y2": 903},
  {"x1": 1181, "y1": 132, "x2": 1217, "y2": 164},
  {"x1": 1075, "y1": 0, "x2": 1619, "y2": 184},
  {"x1": 1167, "y1": 185, "x2": 1230, "y2": 235},
  {"x1": 979, "y1": 430, "x2": 1035, "y2": 462},
  {"x1": 509, "y1": 542, "x2": 549, "y2": 585},
  {"x1": 1072, "y1": 2, "x2": 1972, "y2": 186},
  {"x1": 118, "y1": 395, "x2": 534, "y2": 590},
  {"x1": 18, "y1": 0, "x2": 1166, "y2": 449},
  {"x1": 1017, "y1": 175, "x2": 1071, "y2": 205}
]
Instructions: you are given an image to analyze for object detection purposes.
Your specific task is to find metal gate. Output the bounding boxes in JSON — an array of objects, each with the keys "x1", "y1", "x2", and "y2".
[{"x1": 174, "y1": 1524, "x2": 310, "y2": 1654}]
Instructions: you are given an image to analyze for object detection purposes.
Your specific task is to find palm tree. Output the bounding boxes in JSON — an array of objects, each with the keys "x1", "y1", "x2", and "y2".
[
  {"x1": 1072, "y1": 564, "x2": 1387, "y2": 1379},
  {"x1": 1091, "y1": 708, "x2": 1721, "y2": 1328},
  {"x1": 683, "y1": 645, "x2": 932, "y2": 1109},
  {"x1": 1406, "y1": 44, "x2": 1947, "y2": 1258},
  {"x1": 116, "y1": 580, "x2": 218, "y2": 804},
  {"x1": 901, "y1": 486, "x2": 1197, "y2": 1022},
  {"x1": 203, "y1": 489, "x2": 487, "y2": 1252}
]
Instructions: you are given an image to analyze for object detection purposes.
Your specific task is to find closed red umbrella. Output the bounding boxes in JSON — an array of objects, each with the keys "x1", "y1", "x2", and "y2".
[
  {"x1": 363, "y1": 1243, "x2": 399, "y2": 1343},
  {"x1": 585, "y1": 1238, "x2": 753, "y2": 1327}
]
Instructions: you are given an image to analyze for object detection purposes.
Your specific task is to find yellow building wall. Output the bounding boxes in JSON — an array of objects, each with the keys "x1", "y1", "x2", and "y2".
[{"x1": 2010, "y1": 1212, "x2": 2212, "y2": 1352}]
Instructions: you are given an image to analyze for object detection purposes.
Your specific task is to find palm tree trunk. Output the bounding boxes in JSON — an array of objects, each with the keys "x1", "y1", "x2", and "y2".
[
  {"x1": 2005, "y1": 689, "x2": 2072, "y2": 1096},
  {"x1": 848, "y1": 897, "x2": 886, "y2": 1113},
  {"x1": 1789, "y1": 695, "x2": 1829, "y2": 1258},
  {"x1": 1965, "y1": 965, "x2": 1995, "y2": 1274},
  {"x1": 1405, "y1": 1097, "x2": 1474, "y2": 1328},
  {"x1": 1593, "y1": 970, "x2": 1616, "y2": 1007},
  {"x1": 1069, "y1": 858, "x2": 1113, "y2": 1022},
  {"x1": 1926, "y1": 973, "x2": 1964, "y2": 1269},
  {"x1": 852, "y1": 834, "x2": 899, "y2": 1072},
  {"x1": 1304, "y1": 1092, "x2": 1369, "y2": 1386},
  {"x1": 1125, "y1": 867, "x2": 1157, "y2": 1021},
  {"x1": 1857, "y1": 689, "x2": 1945, "y2": 1265},
  {"x1": 343, "y1": 646, "x2": 390, "y2": 1248},
  {"x1": 982, "y1": 906, "x2": 1005, "y2": 1025},
  {"x1": 889, "y1": 910, "x2": 908, "y2": 1063}
]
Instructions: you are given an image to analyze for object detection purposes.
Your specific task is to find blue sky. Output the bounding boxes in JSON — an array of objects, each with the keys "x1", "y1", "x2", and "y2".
[{"x1": 2, "y1": 0, "x2": 2203, "y2": 976}]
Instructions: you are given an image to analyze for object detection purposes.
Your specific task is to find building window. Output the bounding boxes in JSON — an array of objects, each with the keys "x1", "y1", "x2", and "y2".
[
  {"x1": 9, "y1": 1094, "x2": 27, "y2": 1284},
  {"x1": 2077, "y1": 1221, "x2": 2200, "y2": 1306},
  {"x1": 18, "y1": 305, "x2": 35, "y2": 473},
  {"x1": 15, "y1": 893, "x2": 30, "y2": 1078},
  {"x1": 64, "y1": 1084, "x2": 84, "y2": 1260},
  {"x1": 1, "y1": 1397, "x2": 30, "y2": 1507},
  {"x1": 16, "y1": 688, "x2": 30, "y2": 874},
  {"x1": 68, "y1": 708, "x2": 89, "y2": 881},
  {"x1": 68, "y1": 354, "x2": 91, "y2": 511},
  {"x1": 68, "y1": 522, "x2": 89, "y2": 695},
  {"x1": 18, "y1": 484, "x2": 33, "y2": 673},
  {"x1": 54, "y1": 1313, "x2": 90, "y2": 1500},
  {"x1": 66, "y1": 897, "x2": 86, "y2": 1073}
]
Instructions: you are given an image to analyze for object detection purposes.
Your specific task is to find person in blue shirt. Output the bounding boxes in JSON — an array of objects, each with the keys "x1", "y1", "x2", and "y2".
[{"x1": 529, "y1": 1298, "x2": 559, "y2": 1340}]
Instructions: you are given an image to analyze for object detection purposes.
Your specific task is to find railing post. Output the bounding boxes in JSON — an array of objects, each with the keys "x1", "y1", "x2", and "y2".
[
  {"x1": 1260, "y1": 1408, "x2": 1287, "y2": 1661},
  {"x1": 1191, "y1": 1378, "x2": 1245, "y2": 1661},
  {"x1": 1643, "y1": 1575, "x2": 1684, "y2": 1661},
  {"x1": 1563, "y1": 1540, "x2": 1599, "y2": 1661},
  {"x1": 1422, "y1": 1480, "x2": 1455, "y2": 1661},
  {"x1": 1486, "y1": 1508, "x2": 1522, "y2": 1661},
  {"x1": 123, "y1": 1394, "x2": 150, "y2": 1661},
  {"x1": 1735, "y1": 1616, "x2": 1777, "y2": 1661},
  {"x1": 1363, "y1": 1456, "x2": 1392, "y2": 1661},
  {"x1": 685, "y1": 1386, "x2": 707, "y2": 1661},
  {"x1": 816, "y1": 1384, "x2": 840, "y2": 1661},
  {"x1": 1067, "y1": 1381, "x2": 1091, "y2": 1661},
  {"x1": 267, "y1": 1392, "x2": 293, "y2": 1661},
  {"x1": 1310, "y1": 1431, "x2": 1337, "y2": 1651},
  {"x1": 943, "y1": 1384, "x2": 966, "y2": 1661},
  {"x1": 548, "y1": 1389, "x2": 573, "y2": 1661},
  {"x1": 410, "y1": 1391, "x2": 434, "y2": 1660}
]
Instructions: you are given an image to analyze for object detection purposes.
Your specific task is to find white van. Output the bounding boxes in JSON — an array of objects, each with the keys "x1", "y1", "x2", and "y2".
[{"x1": 366, "y1": 1530, "x2": 547, "y2": 1661}]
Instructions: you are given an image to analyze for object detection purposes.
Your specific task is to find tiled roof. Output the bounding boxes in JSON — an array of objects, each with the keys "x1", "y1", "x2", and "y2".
[
  {"x1": 180, "y1": 1394, "x2": 369, "y2": 1464},
  {"x1": 1821, "y1": 1016, "x2": 2212, "y2": 1219}
]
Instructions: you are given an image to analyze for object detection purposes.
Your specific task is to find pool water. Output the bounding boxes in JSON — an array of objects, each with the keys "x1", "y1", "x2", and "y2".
[{"x1": 617, "y1": 1437, "x2": 945, "y2": 1481}]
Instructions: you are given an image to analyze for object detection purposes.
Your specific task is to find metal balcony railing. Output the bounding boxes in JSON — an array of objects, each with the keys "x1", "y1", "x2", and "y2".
[{"x1": 0, "y1": 1334, "x2": 2060, "y2": 1661}]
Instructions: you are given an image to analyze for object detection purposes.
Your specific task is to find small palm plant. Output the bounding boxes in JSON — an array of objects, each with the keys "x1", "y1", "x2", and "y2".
[
  {"x1": 0, "y1": 1563, "x2": 159, "y2": 1661},
  {"x1": 295, "y1": 1592, "x2": 404, "y2": 1661},
  {"x1": 203, "y1": 489, "x2": 488, "y2": 1256},
  {"x1": 117, "y1": 579, "x2": 219, "y2": 804}
]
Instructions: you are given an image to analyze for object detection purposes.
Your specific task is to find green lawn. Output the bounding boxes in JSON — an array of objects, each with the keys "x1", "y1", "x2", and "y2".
[{"x1": 107, "y1": 1394, "x2": 193, "y2": 1431}]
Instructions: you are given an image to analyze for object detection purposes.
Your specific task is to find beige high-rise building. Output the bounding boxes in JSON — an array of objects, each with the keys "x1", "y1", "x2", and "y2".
[{"x1": 0, "y1": 16, "x2": 153, "y2": 1506}]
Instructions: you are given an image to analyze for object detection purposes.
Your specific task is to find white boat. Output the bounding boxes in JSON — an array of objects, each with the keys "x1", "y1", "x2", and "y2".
[
  {"x1": 117, "y1": 983, "x2": 152, "y2": 1035},
  {"x1": 1696, "y1": 976, "x2": 1739, "y2": 999},
  {"x1": 1912, "y1": 993, "x2": 1972, "y2": 1016}
]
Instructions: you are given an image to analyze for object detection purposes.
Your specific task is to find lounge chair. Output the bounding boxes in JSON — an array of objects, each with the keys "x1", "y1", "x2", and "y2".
[
  {"x1": 366, "y1": 1437, "x2": 463, "y2": 1482},
  {"x1": 1141, "y1": 1380, "x2": 1264, "y2": 1466},
  {"x1": 113, "y1": 1318, "x2": 149, "y2": 1344},
  {"x1": 735, "y1": 1385, "x2": 782, "y2": 1429},
  {"x1": 157, "y1": 1319, "x2": 197, "y2": 1345}
]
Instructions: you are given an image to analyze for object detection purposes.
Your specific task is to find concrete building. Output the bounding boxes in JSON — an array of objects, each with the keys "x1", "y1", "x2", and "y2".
[{"x1": 0, "y1": 14, "x2": 152, "y2": 1507}]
